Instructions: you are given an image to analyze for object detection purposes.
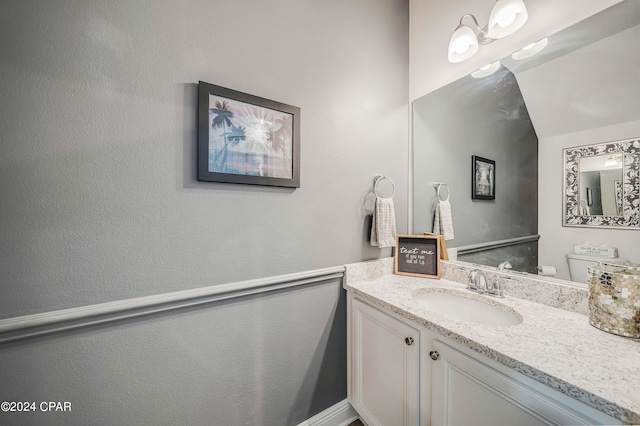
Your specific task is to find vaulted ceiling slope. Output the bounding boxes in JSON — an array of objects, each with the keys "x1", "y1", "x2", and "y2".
[{"x1": 510, "y1": 20, "x2": 640, "y2": 139}]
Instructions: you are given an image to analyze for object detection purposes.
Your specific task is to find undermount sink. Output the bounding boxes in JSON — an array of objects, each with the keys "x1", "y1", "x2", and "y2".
[{"x1": 412, "y1": 289, "x2": 523, "y2": 326}]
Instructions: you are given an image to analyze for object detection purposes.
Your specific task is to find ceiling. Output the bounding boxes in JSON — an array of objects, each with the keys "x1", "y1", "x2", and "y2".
[{"x1": 515, "y1": 22, "x2": 640, "y2": 139}]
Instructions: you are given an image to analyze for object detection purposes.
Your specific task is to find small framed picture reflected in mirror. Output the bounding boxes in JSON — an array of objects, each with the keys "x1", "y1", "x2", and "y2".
[{"x1": 472, "y1": 155, "x2": 495, "y2": 200}]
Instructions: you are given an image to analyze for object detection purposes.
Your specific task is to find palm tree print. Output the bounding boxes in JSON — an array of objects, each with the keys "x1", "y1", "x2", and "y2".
[
  {"x1": 208, "y1": 95, "x2": 294, "y2": 178},
  {"x1": 213, "y1": 125, "x2": 246, "y2": 171},
  {"x1": 211, "y1": 100, "x2": 233, "y2": 130},
  {"x1": 210, "y1": 100, "x2": 234, "y2": 171}
]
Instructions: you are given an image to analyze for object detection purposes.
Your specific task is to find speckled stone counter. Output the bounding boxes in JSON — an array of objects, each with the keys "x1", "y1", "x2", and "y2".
[{"x1": 344, "y1": 258, "x2": 640, "y2": 425}]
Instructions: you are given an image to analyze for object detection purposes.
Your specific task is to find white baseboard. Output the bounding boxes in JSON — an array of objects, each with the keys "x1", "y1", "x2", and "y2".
[{"x1": 297, "y1": 399, "x2": 359, "y2": 426}]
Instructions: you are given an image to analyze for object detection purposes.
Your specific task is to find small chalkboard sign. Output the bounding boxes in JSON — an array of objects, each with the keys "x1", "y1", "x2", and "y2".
[{"x1": 394, "y1": 234, "x2": 441, "y2": 278}]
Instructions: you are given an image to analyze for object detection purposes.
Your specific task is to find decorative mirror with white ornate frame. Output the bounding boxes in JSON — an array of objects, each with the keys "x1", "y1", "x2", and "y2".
[{"x1": 563, "y1": 137, "x2": 640, "y2": 229}]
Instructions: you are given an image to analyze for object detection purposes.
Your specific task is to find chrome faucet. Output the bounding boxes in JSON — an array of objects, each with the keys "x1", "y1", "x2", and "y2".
[{"x1": 468, "y1": 269, "x2": 509, "y2": 298}]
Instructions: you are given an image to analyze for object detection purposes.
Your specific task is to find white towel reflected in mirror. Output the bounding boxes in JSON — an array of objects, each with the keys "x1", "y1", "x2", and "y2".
[{"x1": 433, "y1": 200, "x2": 454, "y2": 241}]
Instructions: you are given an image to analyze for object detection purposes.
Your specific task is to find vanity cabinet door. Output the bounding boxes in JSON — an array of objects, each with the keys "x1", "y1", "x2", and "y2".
[
  {"x1": 430, "y1": 340, "x2": 621, "y2": 426},
  {"x1": 350, "y1": 298, "x2": 420, "y2": 426}
]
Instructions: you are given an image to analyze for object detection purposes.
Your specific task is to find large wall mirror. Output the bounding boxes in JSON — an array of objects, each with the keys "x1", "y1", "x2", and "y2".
[{"x1": 412, "y1": 1, "x2": 640, "y2": 286}]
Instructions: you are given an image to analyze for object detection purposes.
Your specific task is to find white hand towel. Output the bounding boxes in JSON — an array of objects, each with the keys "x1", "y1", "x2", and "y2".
[
  {"x1": 370, "y1": 196, "x2": 397, "y2": 248},
  {"x1": 433, "y1": 200, "x2": 455, "y2": 241}
]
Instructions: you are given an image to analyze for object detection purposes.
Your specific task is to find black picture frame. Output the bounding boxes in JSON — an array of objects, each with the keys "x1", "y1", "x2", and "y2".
[
  {"x1": 472, "y1": 155, "x2": 495, "y2": 200},
  {"x1": 198, "y1": 81, "x2": 300, "y2": 188}
]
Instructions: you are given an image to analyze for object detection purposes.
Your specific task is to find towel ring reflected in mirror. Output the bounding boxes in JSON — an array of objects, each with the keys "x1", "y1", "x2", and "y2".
[
  {"x1": 374, "y1": 174, "x2": 395, "y2": 199},
  {"x1": 433, "y1": 182, "x2": 450, "y2": 202}
]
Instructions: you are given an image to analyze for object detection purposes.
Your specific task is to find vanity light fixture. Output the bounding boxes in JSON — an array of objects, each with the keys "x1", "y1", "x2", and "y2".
[
  {"x1": 447, "y1": 0, "x2": 529, "y2": 63},
  {"x1": 471, "y1": 61, "x2": 501, "y2": 78},
  {"x1": 511, "y1": 38, "x2": 548, "y2": 60}
]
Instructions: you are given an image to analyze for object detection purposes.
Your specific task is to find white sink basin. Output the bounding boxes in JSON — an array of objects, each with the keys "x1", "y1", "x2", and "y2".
[{"x1": 412, "y1": 289, "x2": 523, "y2": 326}]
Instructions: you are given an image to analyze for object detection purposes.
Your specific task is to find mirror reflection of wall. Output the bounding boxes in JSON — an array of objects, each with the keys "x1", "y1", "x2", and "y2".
[
  {"x1": 578, "y1": 154, "x2": 624, "y2": 216},
  {"x1": 412, "y1": 1, "x2": 640, "y2": 284},
  {"x1": 412, "y1": 67, "x2": 539, "y2": 274}
]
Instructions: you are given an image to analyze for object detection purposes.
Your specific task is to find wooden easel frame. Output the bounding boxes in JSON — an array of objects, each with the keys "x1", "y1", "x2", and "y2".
[{"x1": 423, "y1": 233, "x2": 449, "y2": 260}]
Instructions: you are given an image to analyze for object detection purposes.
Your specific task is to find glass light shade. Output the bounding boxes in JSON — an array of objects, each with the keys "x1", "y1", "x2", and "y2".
[
  {"x1": 471, "y1": 61, "x2": 501, "y2": 78},
  {"x1": 511, "y1": 38, "x2": 548, "y2": 60},
  {"x1": 604, "y1": 156, "x2": 618, "y2": 167},
  {"x1": 487, "y1": 0, "x2": 528, "y2": 39},
  {"x1": 448, "y1": 25, "x2": 479, "y2": 63}
]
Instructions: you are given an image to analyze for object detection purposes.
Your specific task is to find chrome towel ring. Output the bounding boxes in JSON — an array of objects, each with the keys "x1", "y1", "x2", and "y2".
[
  {"x1": 374, "y1": 174, "x2": 395, "y2": 199},
  {"x1": 433, "y1": 182, "x2": 450, "y2": 202}
]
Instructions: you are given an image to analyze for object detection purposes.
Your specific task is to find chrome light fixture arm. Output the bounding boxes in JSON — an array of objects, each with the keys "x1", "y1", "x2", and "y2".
[{"x1": 458, "y1": 14, "x2": 494, "y2": 45}]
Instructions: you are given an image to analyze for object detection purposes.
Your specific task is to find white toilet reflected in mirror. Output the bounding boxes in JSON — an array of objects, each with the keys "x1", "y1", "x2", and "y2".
[{"x1": 566, "y1": 252, "x2": 622, "y2": 284}]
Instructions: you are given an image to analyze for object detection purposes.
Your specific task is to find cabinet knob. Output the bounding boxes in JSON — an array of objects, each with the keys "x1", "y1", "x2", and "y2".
[
  {"x1": 429, "y1": 350, "x2": 440, "y2": 360},
  {"x1": 405, "y1": 337, "x2": 414, "y2": 346}
]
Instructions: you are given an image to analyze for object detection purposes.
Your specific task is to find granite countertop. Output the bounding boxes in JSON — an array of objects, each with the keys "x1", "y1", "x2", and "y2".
[{"x1": 344, "y1": 265, "x2": 640, "y2": 425}]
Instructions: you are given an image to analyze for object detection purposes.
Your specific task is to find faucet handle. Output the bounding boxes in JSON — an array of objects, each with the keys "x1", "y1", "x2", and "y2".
[
  {"x1": 468, "y1": 269, "x2": 480, "y2": 291},
  {"x1": 468, "y1": 269, "x2": 488, "y2": 293},
  {"x1": 497, "y1": 261, "x2": 513, "y2": 271},
  {"x1": 489, "y1": 276, "x2": 513, "y2": 298}
]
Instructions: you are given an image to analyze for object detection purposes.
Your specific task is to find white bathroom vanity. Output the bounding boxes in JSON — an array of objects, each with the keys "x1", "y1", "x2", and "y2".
[{"x1": 345, "y1": 258, "x2": 640, "y2": 426}]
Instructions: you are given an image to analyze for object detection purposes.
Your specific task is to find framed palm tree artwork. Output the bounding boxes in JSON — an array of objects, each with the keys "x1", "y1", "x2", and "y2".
[{"x1": 198, "y1": 81, "x2": 300, "y2": 187}]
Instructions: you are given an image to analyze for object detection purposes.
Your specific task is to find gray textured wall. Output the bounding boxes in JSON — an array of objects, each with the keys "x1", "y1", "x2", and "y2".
[
  {"x1": 1, "y1": 279, "x2": 346, "y2": 426},
  {"x1": 0, "y1": 0, "x2": 409, "y2": 424},
  {"x1": 413, "y1": 67, "x2": 538, "y2": 253}
]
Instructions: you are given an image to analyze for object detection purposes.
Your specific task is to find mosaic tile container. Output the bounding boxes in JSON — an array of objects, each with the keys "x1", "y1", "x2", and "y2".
[{"x1": 588, "y1": 261, "x2": 640, "y2": 338}]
